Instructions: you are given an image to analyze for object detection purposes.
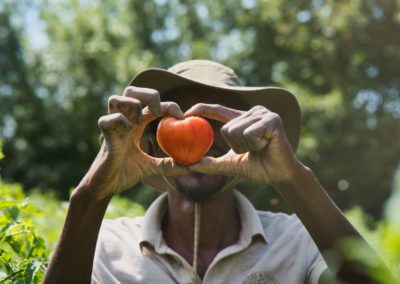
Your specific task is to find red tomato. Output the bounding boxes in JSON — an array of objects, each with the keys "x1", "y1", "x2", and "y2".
[{"x1": 156, "y1": 116, "x2": 214, "y2": 165}]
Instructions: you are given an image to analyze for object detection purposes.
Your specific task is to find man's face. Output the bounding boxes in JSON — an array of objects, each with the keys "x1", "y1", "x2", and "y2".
[
  {"x1": 148, "y1": 87, "x2": 246, "y2": 202},
  {"x1": 171, "y1": 118, "x2": 230, "y2": 203}
]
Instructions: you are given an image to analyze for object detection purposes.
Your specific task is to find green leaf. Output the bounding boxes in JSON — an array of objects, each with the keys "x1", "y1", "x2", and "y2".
[
  {"x1": 7, "y1": 207, "x2": 20, "y2": 222},
  {"x1": 17, "y1": 259, "x2": 38, "y2": 284},
  {"x1": 0, "y1": 200, "x2": 21, "y2": 210},
  {"x1": 0, "y1": 184, "x2": 25, "y2": 201},
  {"x1": 19, "y1": 202, "x2": 43, "y2": 216},
  {"x1": 0, "y1": 249, "x2": 14, "y2": 275}
]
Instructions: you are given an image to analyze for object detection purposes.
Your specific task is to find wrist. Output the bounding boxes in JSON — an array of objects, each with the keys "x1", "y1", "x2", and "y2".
[
  {"x1": 271, "y1": 161, "x2": 315, "y2": 193},
  {"x1": 68, "y1": 187, "x2": 112, "y2": 226},
  {"x1": 70, "y1": 182, "x2": 113, "y2": 206}
]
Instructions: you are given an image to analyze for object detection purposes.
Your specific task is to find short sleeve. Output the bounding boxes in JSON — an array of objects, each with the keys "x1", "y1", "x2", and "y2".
[
  {"x1": 306, "y1": 245, "x2": 328, "y2": 284},
  {"x1": 91, "y1": 218, "x2": 142, "y2": 284},
  {"x1": 285, "y1": 214, "x2": 328, "y2": 284},
  {"x1": 91, "y1": 221, "x2": 120, "y2": 284},
  {"x1": 288, "y1": 214, "x2": 329, "y2": 284}
]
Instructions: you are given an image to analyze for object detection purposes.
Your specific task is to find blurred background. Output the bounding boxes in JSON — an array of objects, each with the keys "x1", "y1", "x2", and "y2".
[
  {"x1": 1, "y1": 0, "x2": 400, "y2": 281},
  {"x1": 0, "y1": 0, "x2": 400, "y2": 284}
]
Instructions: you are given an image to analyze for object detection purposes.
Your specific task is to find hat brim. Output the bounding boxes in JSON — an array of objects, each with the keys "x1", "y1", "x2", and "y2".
[{"x1": 129, "y1": 68, "x2": 301, "y2": 152}]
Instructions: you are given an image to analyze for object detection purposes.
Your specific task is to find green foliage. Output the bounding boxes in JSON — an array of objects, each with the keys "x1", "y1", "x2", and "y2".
[
  {"x1": 0, "y1": 184, "x2": 47, "y2": 283},
  {"x1": 0, "y1": 139, "x2": 146, "y2": 283},
  {"x1": 1, "y1": 0, "x2": 399, "y2": 217},
  {"x1": 345, "y1": 208, "x2": 400, "y2": 282},
  {"x1": 1, "y1": 2, "x2": 400, "y2": 281},
  {"x1": 0, "y1": 182, "x2": 145, "y2": 283},
  {"x1": 344, "y1": 166, "x2": 400, "y2": 281}
]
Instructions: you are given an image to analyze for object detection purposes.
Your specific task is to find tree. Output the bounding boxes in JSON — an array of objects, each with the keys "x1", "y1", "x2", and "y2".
[{"x1": 1, "y1": 0, "x2": 399, "y2": 218}]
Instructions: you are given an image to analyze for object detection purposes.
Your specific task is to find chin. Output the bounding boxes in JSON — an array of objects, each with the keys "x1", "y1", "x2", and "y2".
[{"x1": 174, "y1": 173, "x2": 228, "y2": 203}]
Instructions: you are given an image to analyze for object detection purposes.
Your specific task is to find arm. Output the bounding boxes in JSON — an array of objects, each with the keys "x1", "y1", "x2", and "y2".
[
  {"x1": 186, "y1": 104, "x2": 395, "y2": 283},
  {"x1": 43, "y1": 87, "x2": 188, "y2": 283},
  {"x1": 275, "y1": 163, "x2": 384, "y2": 283},
  {"x1": 43, "y1": 190, "x2": 111, "y2": 284}
]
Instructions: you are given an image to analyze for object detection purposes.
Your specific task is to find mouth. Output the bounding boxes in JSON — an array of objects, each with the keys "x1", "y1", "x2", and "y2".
[
  {"x1": 179, "y1": 172, "x2": 209, "y2": 181},
  {"x1": 173, "y1": 171, "x2": 228, "y2": 203}
]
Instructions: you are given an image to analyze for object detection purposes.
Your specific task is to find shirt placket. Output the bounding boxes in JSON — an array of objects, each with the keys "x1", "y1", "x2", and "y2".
[{"x1": 156, "y1": 244, "x2": 200, "y2": 284}]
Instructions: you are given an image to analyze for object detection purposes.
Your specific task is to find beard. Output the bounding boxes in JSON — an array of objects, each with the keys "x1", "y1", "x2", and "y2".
[{"x1": 173, "y1": 173, "x2": 229, "y2": 203}]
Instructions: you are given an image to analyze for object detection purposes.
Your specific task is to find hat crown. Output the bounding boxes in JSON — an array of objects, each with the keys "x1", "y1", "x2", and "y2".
[{"x1": 167, "y1": 60, "x2": 243, "y2": 87}]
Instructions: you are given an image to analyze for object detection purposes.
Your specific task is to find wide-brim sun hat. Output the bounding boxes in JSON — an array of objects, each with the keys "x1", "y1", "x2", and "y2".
[{"x1": 128, "y1": 60, "x2": 301, "y2": 152}]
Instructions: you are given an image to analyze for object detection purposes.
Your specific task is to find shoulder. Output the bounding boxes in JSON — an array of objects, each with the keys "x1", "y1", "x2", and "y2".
[
  {"x1": 257, "y1": 211, "x2": 312, "y2": 243},
  {"x1": 257, "y1": 210, "x2": 301, "y2": 229},
  {"x1": 93, "y1": 217, "x2": 150, "y2": 281},
  {"x1": 94, "y1": 216, "x2": 145, "y2": 267},
  {"x1": 256, "y1": 211, "x2": 328, "y2": 282},
  {"x1": 97, "y1": 216, "x2": 144, "y2": 246}
]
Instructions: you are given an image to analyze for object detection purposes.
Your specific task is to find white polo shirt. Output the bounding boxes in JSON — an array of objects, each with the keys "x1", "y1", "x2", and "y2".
[{"x1": 92, "y1": 191, "x2": 327, "y2": 284}]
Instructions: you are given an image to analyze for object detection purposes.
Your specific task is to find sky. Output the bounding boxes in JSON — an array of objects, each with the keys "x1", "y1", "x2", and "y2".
[{"x1": 24, "y1": 5, "x2": 48, "y2": 49}]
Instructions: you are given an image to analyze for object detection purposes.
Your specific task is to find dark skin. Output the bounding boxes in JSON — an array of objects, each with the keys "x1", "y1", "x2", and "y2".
[
  {"x1": 162, "y1": 189, "x2": 240, "y2": 277},
  {"x1": 144, "y1": 90, "x2": 243, "y2": 277},
  {"x1": 44, "y1": 86, "x2": 394, "y2": 283}
]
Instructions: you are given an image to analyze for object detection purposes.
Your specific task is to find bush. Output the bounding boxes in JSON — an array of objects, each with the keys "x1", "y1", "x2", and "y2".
[
  {"x1": 343, "y1": 165, "x2": 400, "y2": 281},
  {"x1": 0, "y1": 182, "x2": 145, "y2": 283},
  {"x1": 345, "y1": 207, "x2": 400, "y2": 282},
  {"x1": 0, "y1": 183, "x2": 47, "y2": 283}
]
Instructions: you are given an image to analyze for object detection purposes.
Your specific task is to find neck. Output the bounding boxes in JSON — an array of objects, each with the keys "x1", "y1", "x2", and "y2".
[{"x1": 162, "y1": 189, "x2": 241, "y2": 275}]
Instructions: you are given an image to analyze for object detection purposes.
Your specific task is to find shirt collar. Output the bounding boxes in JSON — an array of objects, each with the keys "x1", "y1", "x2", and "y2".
[
  {"x1": 139, "y1": 192, "x2": 168, "y2": 252},
  {"x1": 139, "y1": 190, "x2": 267, "y2": 252},
  {"x1": 233, "y1": 190, "x2": 267, "y2": 244}
]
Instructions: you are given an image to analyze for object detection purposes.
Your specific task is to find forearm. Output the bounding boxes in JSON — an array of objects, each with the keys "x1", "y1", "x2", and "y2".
[
  {"x1": 43, "y1": 187, "x2": 111, "y2": 284},
  {"x1": 274, "y1": 163, "x2": 389, "y2": 283},
  {"x1": 276, "y1": 165, "x2": 359, "y2": 249}
]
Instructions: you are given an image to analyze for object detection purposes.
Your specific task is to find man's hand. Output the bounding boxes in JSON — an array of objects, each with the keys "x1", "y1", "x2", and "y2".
[
  {"x1": 187, "y1": 103, "x2": 397, "y2": 283},
  {"x1": 75, "y1": 86, "x2": 189, "y2": 201},
  {"x1": 185, "y1": 104, "x2": 301, "y2": 186}
]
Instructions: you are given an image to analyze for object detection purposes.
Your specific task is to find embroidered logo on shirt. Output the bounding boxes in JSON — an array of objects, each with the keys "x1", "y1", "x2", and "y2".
[{"x1": 244, "y1": 272, "x2": 281, "y2": 284}]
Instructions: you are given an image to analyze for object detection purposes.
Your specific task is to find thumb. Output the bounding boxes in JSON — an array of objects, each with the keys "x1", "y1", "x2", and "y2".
[
  {"x1": 150, "y1": 157, "x2": 191, "y2": 176},
  {"x1": 188, "y1": 153, "x2": 237, "y2": 176}
]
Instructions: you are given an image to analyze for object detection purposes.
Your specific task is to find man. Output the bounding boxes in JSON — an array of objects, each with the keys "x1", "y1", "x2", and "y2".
[{"x1": 44, "y1": 60, "x2": 389, "y2": 283}]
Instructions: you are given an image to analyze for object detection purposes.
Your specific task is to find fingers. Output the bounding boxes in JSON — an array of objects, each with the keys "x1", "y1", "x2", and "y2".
[
  {"x1": 184, "y1": 103, "x2": 272, "y2": 153},
  {"x1": 98, "y1": 112, "x2": 132, "y2": 139},
  {"x1": 186, "y1": 103, "x2": 283, "y2": 154},
  {"x1": 242, "y1": 120, "x2": 270, "y2": 151},
  {"x1": 144, "y1": 151, "x2": 238, "y2": 179},
  {"x1": 242, "y1": 113, "x2": 283, "y2": 151},
  {"x1": 220, "y1": 112, "x2": 259, "y2": 153},
  {"x1": 187, "y1": 156, "x2": 222, "y2": 175},
  {"x1": 108, "y1": 95, "x2": 143, "y2": 124},
  {"x1": 188, "y1": 151, "x2": 238, "y2": 176},
  {"x1": 220, "y1": 106, "x2": 284, "y2": 154},
  {"x1": 123, "y1": 86, "x2": 161, "y2": 116},
  {"x1": 147, "y1": 156, "x2": 190, "y2": 176},
  {"x1": 142, "y1": 101, "x2": 184, "y2": 124},
  {"x1": 109, "y1": 86, "x2": 185, "y2": 125},
  {"x1": 107, "y1": 86, "x2": 161, "y2": 124},
  {"x1": 185, "y1": 103, "x2": 243, "y2": 123}
]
